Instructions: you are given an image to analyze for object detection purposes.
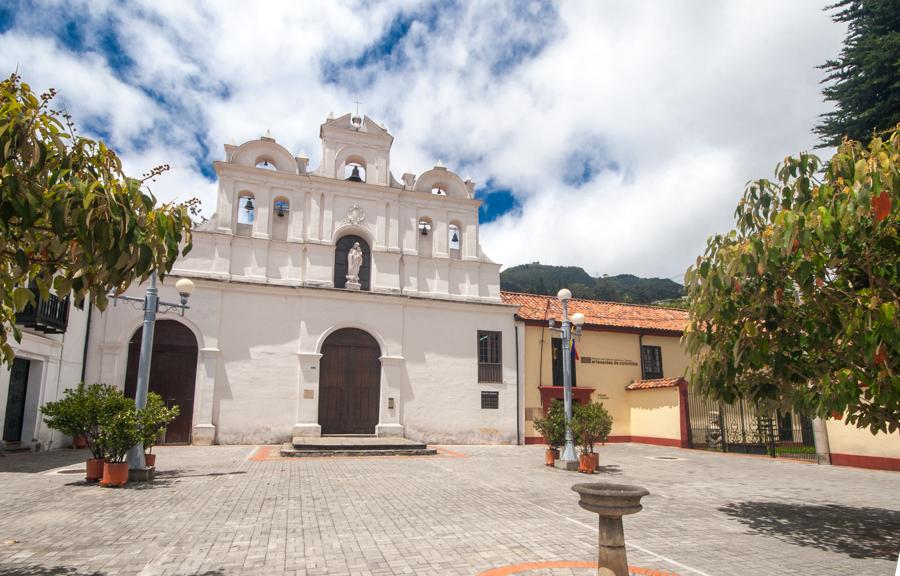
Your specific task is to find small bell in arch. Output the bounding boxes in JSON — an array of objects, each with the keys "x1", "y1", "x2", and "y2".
[
  {"x1": 244, "y1": 197, "x2": 254, "y2": 212},
  {"x1": 346, "y1": 165, "x2": 363, "y2": 182},
  {"x1": 451, "y1": 231, "x2": 459, "y2": 244}
]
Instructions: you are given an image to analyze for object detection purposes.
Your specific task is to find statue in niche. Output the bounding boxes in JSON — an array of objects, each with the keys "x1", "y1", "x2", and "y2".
[{"x1": 346, "y1": 242, "x2": 363, "y2": 290}]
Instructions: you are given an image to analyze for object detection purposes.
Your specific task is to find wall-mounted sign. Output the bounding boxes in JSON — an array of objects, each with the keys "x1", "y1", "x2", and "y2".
[{"x1": 580, "y1": 356, "x2": 639, "y2": 367}]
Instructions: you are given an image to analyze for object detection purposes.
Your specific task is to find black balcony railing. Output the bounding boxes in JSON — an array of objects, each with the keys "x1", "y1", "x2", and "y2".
[{"x1": 16, "y1": 290, "x2": 70, "y2": 335}]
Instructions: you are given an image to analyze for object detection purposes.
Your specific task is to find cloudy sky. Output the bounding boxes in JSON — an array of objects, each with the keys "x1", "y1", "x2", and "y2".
[{"x1": 0, "y1": 0, "x2": 844, "y2": 281}]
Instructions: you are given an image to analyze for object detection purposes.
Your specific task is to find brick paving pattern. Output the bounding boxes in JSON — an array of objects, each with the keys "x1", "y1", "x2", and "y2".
[{"x1": 0, "y1": 443, "x2": 897, "y2": 575}]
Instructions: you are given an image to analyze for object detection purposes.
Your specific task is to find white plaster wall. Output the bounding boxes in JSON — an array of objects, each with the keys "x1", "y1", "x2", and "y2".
[
  {"x1": 80, "y1": 114, "x2": 517, "y2": 446},
  {"x1": 0, "y1": 302, "x2": 88, "y2": 450},
  {"x1": 84, "y1": 279, "x2": 518, "y2": 445},
  {"x1": 196, "y1": 113, "x2": 501, "y2": 304}
]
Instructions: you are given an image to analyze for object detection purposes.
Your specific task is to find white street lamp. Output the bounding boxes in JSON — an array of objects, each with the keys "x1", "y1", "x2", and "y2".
[
  {"x1": 549, "y1": 288, "x2": 583, "y2": 467},
  {"x1": 110, "y1": 273, "x2": 195, "y2": 473}
]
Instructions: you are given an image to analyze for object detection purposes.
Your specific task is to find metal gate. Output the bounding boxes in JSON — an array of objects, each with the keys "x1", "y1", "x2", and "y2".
[{"x1": 687, "y1": 393, "x2": 816, "y2": 461}]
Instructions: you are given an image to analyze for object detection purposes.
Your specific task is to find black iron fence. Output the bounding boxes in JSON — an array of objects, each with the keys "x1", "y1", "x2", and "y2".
[{"x1": 687, "y1": 393, "x2": 816, "y2": 461}]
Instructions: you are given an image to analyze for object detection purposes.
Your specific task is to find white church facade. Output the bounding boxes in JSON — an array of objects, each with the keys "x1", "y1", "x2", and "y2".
[{"x1": 82, "y1": 113, "x2": 522, "y2": 446}]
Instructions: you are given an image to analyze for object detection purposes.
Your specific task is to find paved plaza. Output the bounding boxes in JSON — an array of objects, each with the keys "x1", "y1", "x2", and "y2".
[{"x1": 0, "y1": 443, "x2": 897, "y2": 576}]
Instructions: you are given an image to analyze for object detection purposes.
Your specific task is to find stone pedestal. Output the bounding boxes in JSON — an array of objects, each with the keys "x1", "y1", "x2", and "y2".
[
  {"x1": 555, "y1": 459, "x2": 579, "y2": 471},
  {"x1": 572, "y1": 482, "x2": 649, "y2": 576},
  {"x1": 292, "y1": 423, "x2": 322, "y2": 437},
  {"x1": 346, "y1": 281, "x2": 361, "y2": 291},
  {"x1": 128, "y1": 466, "x2": 156, "y2": 483},
  {"x1": 192, "y1": 424, "x2": 216, "y2": 446},
  {"x1": 375, "y1": 423, "x2": 404, "y2": 437}
]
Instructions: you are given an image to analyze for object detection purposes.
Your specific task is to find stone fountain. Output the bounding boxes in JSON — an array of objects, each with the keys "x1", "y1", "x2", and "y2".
[{"x1": 572, "y1": 482, "x2": 650, "y2": 576}]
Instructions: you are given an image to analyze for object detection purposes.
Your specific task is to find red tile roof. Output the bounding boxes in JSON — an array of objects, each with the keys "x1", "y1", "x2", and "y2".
[
  {"x1": 501, "y1": 291, "x2": 688, "y2": 334},
  {"x1": 626, "y1": 377, "x2": 687, "y2": 390}
]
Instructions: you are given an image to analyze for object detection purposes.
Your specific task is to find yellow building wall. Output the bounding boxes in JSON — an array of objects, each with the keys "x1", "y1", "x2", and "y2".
[
  {"x1": 522, "y1": 324, "x2": 686, "y2": 442},
  {"x1": 825, "y1": 419, "x2": 900, "y2": 461},
  {"x1": 628, "y1": 387, "x2": 681, "y2": 441}
]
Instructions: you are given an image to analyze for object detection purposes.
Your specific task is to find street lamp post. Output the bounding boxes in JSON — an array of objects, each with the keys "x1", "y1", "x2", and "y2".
[
  {"x1": 548, "y1": 288, "x2": 585, "y2": 467},
  {"x1": 110, "y1": 272, "x2": 195, "y2": 471}
]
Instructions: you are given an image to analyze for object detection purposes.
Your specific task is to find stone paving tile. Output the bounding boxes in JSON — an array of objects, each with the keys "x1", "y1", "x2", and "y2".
[{"x1": 0, "y1": 443, "x2": 897, "y2": 576}]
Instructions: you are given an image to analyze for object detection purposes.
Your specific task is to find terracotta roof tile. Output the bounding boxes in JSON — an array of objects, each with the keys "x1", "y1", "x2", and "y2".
[
  {"x1": 626, "y1": 377, "x2": 687, "y2": 390},
  {"x1": 501, "y1": 291, "x2": 688, "y2": 334}
]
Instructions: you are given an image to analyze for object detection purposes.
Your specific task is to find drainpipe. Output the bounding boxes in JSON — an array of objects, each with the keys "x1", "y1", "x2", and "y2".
[
  {"x1": 80, "y1": 296, "x2": 93, "y2": 383},
  {"x1": 638, "y1": 334, "x2": 643, "y2": 377},
  {"x1": 515, "y1": 322, "x2": 521, "y2": 445}
]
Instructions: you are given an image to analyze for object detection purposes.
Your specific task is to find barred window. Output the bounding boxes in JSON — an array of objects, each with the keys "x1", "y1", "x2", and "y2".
[
  {"x1": 481, "y1": 391, "x2": 499, "y2": 409},
  {"x1": 641, "y1": 345, "x2": 663, "y2": 380},
  {"x1": 478, "y1": 331, "x2": 502, "y2": 383}
]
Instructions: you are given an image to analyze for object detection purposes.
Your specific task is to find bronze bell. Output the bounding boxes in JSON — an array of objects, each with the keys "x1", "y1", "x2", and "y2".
[{"x1": 346, "y1": 165, "x2": 363, "y2": 182}]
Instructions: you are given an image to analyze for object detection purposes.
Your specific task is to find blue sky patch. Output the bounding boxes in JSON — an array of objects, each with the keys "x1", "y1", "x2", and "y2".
[
  {"x1": 562, "y1": 136, "x2": 621, "y2": 187},
  {"x1": 0, "y1": 2, "x2": 16, "y2": 35},
  {"x1": 476, "y1": 181, "x2": 522, "y2": 223},
  {"x1": 483, "y1": 0, "x2": 561, "y2": 76},
  {"x1": 320, "y1": 2, "x2": 446, "y2": 90}
]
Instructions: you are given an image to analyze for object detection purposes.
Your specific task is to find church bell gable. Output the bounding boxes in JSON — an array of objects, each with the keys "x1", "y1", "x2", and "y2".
[{"x1": 317, "y1": 113, "x2": 394, "y2": 187}]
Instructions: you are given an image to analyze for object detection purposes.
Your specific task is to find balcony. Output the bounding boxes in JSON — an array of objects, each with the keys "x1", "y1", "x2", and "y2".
[{"x1": 15, "y1": 291, "x2": 70, "y2": 335}]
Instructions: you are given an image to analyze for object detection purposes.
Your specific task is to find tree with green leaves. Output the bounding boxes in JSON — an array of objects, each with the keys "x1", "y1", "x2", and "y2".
[
  {"x1": 0, "y1": 73, "x2": 197, "y2": 363},
  {"x1": 572, "y1": 400, "x2": 613, "y2": 454},
  {"x1": 815, "y1": 0, "x2": 900, "y2": 146},
  {"x1": 532, "y1": 399, "x2": 566, "y2": 449},
  {"x1": 138, "y1": 392, "x2": 179, "y2": 455},
  {"x1": 684, "y1": 131, "x2": 898, "y2": 434},
  {"x1": 40, "y1": 382, "x2": 134, "y2": 460}
]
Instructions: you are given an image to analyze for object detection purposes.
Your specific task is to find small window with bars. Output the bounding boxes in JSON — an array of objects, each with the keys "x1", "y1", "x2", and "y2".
[
  {"x1": 478, "y1": 330, "x2": 502, "y2": 383},
  {"x1": 481, "y1": 391, "x2": 499, "y2": 409},
  {"x1": 641, "y1": 345, "x2": 663, "y2": 380}
]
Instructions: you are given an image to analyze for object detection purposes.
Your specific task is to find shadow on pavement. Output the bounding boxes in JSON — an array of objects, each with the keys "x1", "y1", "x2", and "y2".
[
  {"x1": 0, "y1": 450, "x2": 87, "y2": 473},
  {"x1": 0, "y1": 568, "x2": 225, "y2": 576},
  {"x1": 719, "y1": 500, "x2": 900, "y2": 560}
]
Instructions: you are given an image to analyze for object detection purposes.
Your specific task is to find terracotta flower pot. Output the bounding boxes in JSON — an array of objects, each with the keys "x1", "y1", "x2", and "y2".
[
  {"x1": 72, "y1": 434, "x2": 88, "y2": 449},
  {"x1": 144, "y1": 453, "x2": 156, "y2": 467},
  {"x1": 579, "y1": 453, "x2": 595, "y2": 474},
  {"x1": 100, "y1": 462, "x2": 129, "y2": 487},
  {"x1": 545, "y1": 448, "x2": 559, "y2": 466},
  {"x1": 588, "y1": 452, "x2": 599, "y2": 471},
  {"x1": 85, "y1": 458, "x2": 105, "y2": 482}
]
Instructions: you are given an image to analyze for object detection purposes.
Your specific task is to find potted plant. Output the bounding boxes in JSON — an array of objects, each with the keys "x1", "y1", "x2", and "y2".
[
  {"x1": 533, "y1": 399, "x2": 565, "y2": 466},
  {"x1": 138, "y1": 392, "x2": 179, "y2": 467},
  {"x1": 41, "y1": 383, "x2": 130, "y2": 481},
  {"x1": 98, "y1": 400, "x2": 141, "y2": 487},
  {"x1": 573, "y1": 401, "x2": 613, "y2": 473}
]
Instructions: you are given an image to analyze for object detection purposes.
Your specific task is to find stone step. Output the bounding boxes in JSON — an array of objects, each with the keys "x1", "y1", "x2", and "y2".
[
  {"x1": 290, "y1": 436, "x2": 429, "y2": 451},
  {"x1": 279, "y1": 444, "x2": 437, "y2": 458},
  {"x1": 0, "y1": 442, "x2": 31, "y2": 454}
]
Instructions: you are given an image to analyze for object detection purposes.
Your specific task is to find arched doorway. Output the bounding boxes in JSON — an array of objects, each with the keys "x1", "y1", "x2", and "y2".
[
  {"x1": 333, "y1": 235, "x2": 371, "y2": 290},
  {"x1": 125, "y1": 320, "x2": 198, "y2": 444},
  {"x1": 318, "y1": 328, "x2": 380, "y2": 434}
]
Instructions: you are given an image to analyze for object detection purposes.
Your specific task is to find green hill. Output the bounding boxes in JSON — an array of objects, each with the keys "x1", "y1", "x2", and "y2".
[{"x1": 500, "y1": 263, "x2": 684, "y2": 305}]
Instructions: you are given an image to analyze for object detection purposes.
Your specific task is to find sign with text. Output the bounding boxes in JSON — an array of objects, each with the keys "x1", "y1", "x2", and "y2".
[{"x1": 580, "y1": 356, "x2": 639, "y2": 367}]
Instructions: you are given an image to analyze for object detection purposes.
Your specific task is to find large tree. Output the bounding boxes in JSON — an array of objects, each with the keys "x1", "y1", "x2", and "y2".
[
  {"x1": 815, "y1": 0, "x2": 900, "y2": 146},
  {"x1": 0, "y1": 73, "x2": 196, "y2": 363},
  {"x1": 683, "y1": 132, "x2": 899, "y2": 433}
]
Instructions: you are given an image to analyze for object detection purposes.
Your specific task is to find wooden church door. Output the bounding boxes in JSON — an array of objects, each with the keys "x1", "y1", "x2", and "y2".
[{"x1": 318, "y1": 328, "x2": 380, "y2": 434}]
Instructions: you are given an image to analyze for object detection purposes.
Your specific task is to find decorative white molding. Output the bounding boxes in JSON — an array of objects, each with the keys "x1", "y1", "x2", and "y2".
[
  {"x1": 340, "y1": 203, "x2": 366, "y2": 227},
  {"x1": 379, "y1": 355, "x2": 405, "y2": 366}
]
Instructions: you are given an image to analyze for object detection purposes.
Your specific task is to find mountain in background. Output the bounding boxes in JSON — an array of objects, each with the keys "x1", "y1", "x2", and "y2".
[{"x1": 500, "y1": 263, "x2": 685, "y2": 306}]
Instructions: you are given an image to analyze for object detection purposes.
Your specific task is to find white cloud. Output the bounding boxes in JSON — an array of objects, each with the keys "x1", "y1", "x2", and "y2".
[{"x1": 0, "y1": 0, "x2": 846, "y2": 279}]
